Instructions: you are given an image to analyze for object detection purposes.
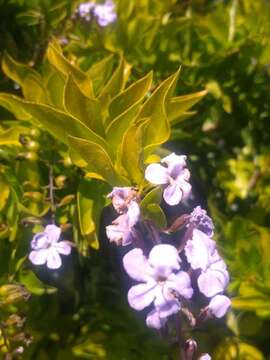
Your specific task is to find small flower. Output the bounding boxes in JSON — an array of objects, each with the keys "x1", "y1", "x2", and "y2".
[
  {"x1": 185, "y1": 229, "x2": 229, "y2": 297},
  {"x1": 93, "y1": 0, "x2": 117, "y2": 26},
  {"x1": 208, "y1": 294, "x2": 231, "y2": 318},
  {"x1": 107, "y1": 187, "x2": 138, "y2": 214},
  {"x1": 185, "y1": 229, "x2": 217, "y2": 271},
  {"x1": 145, "y1": 152, "x2": 191, "y2": 206},
  {"x1": 188, "y1": 206, "x2": 214, "y2": 237},
  {"x1": 198, "y1": 258, "x2": 230, "y2": 298},
  {"x1": 29, "y1": 225, "x2": 72, "y2": 269},
  {"x1": 77, "y1": 2, "x2": 95, "y2": 20},
  {"x1": 198, "y1": 354, "x2": 211, "y2": 360},
  {"x1": 106, "y1": 188, "x2": 140, "y2": 246},
  {"x1": 123, "y1": 245, "x2": 193, "y2": 329}
]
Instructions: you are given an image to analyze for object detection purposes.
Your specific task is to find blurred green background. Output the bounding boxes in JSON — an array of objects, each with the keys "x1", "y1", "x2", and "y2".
[{"x1": 0, "y1": 0, "x2": 270, "y2": 358}]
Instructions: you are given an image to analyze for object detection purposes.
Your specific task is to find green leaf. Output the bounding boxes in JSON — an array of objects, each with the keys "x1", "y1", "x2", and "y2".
[
  {"x1": 143, "y1": 203, "x2": 167, "y2": 229},
  {"x1": 120, "y1": 124, "x2": 144, "y2": 184},
  {"x1": 64, "y1": 74, "x2": 104, "y2": 136},
  {"x1": 141, "y1": 187, "x2": 163, "y2": 209},
  {"x1": 77, "y1": 179, "x2": 107, "y2": 251},
  {"x1": 47, "y1": 43, "x2": 94, "y2": 98},
  {"x1": 0, "y1": 178, "x2": 10, "y2": 211},
  {"x1": 0, "y1": 93, "x2": 32, "y2": 120},
  {"x1": 0, "y1": 95, "x2": 109, "y2": 152},
  {"x1": 16, "y1": 10, "x2": 42, "y2": 26},
  {"x1": 167, "y1": 90, "x2": 207, "y2": 123},
  {"x1": 68, "y1": 136, "x2": 128, "y2": 186},
  {"x1": 99, "y1": 57, "x2": 130, "y2": 106},
  {"x1": 2, "y1": 53, "x2": 45, "y2": 102},
  {"x1": 87, "y1": 54, "x2": 115, "y2": 95},
  {"x1": 106, "y1": 102, "x2": 141, "y2": 150},
  {"x1": 19, "y1": 269, "x2": 57, "y2": 296},
  {"x1": 44, "y1": 66, "x2": 66, "y2": 108},
  {"x1": 0, "y1": 126, "x2": 30, "y2": 145},
  {"x1": 170, "y1": 111, "x2": 196, "y2": 126},
  {"x1": 109, "y1": 71, "x2": 153, "y2": 120},
  {"x1": 139, "y1": 69, "x2": 180, "y2": 155}
]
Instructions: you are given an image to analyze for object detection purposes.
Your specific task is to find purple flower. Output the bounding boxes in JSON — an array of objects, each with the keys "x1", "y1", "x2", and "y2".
[
  {"x1": 208, "y1": 294, "x2": 231, "y2": 318},
  {"x1": 29, "y1": 225, "x2": 72, "y2": 269},
  {"x1": 77, "y1": 2, "x2": 95, "y2": 20},
  {"x1": 123, "y1": 245, "x2": 193, "y2": 329},
  {"x1": 199, "y1": 354, "x2": 211, "y2": 360},
  {"x1": 93, "y1": 0, "x2": 117, "y2": 26},
  {"x1": 145, "y1": 152, "x2": 191, "y2": 206},
  {"x1": 106, "y1": 187, "x2": 140, "y2": 246},
  {"x1": 198, "y1": 259, "x2": 229, "y2": 298},
  {"x1": 107, "y1": 187, "x2": 138, "y2": 214},
  {"x1": 188, "y1": 206, "x2": 214, "y2": 237},
  {"x1": 185, "y1": 229, "x2": 229, "y2": 297},
  {"x1": 185, "y1": 229, "x2": 217, "y2": 271}
]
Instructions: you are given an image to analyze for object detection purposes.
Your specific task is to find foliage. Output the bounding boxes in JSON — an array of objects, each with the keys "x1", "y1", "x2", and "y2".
[{"x1": 0, "y1": 0, "x2": 270, "y2": 359}]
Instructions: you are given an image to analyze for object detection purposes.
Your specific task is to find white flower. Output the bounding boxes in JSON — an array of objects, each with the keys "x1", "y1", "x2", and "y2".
[
  {"x1": 93, "y1": 0, "x2": 117, "y2": 26},
  {"x1": 123, "y1": 245, "x2": 193, "y2": 329},
  {"x1": 145, "y1": 152, "x2": 191, "y2": 206},
  {"x1": 198, "y1": 354, "x2": 211, "y2": 360},
  {"x1": 106, "y1": 188, "x2": 140, "y2": 246},
  {"x1": 29, "y1": 225, "x2": 72, "y2": 270},
  {"x1": 185, "y1": 229, "x2": 229, "y2": 297},
  {"x1": 198, "y1": 257, "x2": 229, "y2": 298},
  {"x1": 185, "y1": 229, "x2": 217, "y2": 271},
  {"x1": 77, "y1": 2, "x2": 95, "y2": 20},
  {"x1": 208, "y1": 294, "x2": 231, "y2": 318}
]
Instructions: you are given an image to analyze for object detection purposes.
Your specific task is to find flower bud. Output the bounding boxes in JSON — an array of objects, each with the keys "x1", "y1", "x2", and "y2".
[
  {"x1": 184, "y1": 338, "x2": 197, "y2": 358},
  {"x1": 0, "y1": 284, "x2": 30, "y2": 304}
]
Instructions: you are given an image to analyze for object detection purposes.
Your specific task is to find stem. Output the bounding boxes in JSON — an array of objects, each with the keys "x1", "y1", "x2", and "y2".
[{"x1": 49, "y1": 164, "x2": 56, "y2": 223}]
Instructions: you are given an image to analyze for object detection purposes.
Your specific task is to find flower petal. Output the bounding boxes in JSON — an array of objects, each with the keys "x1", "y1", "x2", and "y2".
[
  {"x1": 146, "y1": 309, "x2": 167, "y2": 329},
  {"x1": 29, "y1": 249, "x2": 48, "y2": 265},
  {"x1": 163, "y1": 183, "x2": 183, "y2": 206},
  {"x1": 145, "y1": 163, "x2": 169, "y2": 185},
  {"x1": 31, "y1": 233, "x2": 49, "y2": 250},
  {"x1": 149, "y1": 244, "x2": 180, "y2": 278},
  {"x1": 198, "y1": 267, "x2": 229, "y2": 297},
  {"x1": 46, "y1": 248, "x2": 62, "y2": 269},
  {"x1": 167, "y1": 271, "x2": 193, "y2": 299},
  {"x1": 154, "y1": 286, "x2": 180, "y2": 318},
  {"x1": 161, "y1": 153, "x2": 187, "y2": 175},
  {"x1": 53, "y1": 241, "x2": 72, "y2": 255},
  {"x1": 185, "y1": 229, "x2": 216, "y2": 271},
  {"x1": 123, "y1": 248, "x2": 152, "y2": 282},
  {"x1": 107, "y1": 187, "x2": 132, "y2": 213},
  {"x1": 44, "y1": 224, "x2": 61, "y2": 243},
  {"x1": 208, "y1": 295, "x2": 231, "y2": 318},
  {"x1": 127, "y1": 282, "x2": 157, "y2": 311},
  {"x1": 126, "y1": 201, "x2": 140, "y2": 226},
  {"x1": 199, "y1": 354, "x2": 212, "y2": 360}
]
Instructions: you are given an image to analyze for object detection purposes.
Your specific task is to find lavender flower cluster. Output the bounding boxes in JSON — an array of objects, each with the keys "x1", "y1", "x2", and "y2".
[
  {"x1": 76, "y1": 1, "x2": 117, "y2": 26},
  {"x1": 106, "y1": 153, "x2": 231, "y2": 359},
  {"x1": 28, "y1": 152, "x2": 230, "y2": 358}
]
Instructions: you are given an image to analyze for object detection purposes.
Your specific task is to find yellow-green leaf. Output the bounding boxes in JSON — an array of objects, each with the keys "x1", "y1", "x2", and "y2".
[
  {"x1": 64, "y1": 74, "x2": 104, "y2": 136},
  {"x1": 87, "y1": 54, "x2": 114, "y2": 95},
  {"x1": 120, "y1": 124, "x2": 144, "y2": 184},
  {"x1": 99, "y1": 57, "x2": 130, "y2": 106},
  {"x1": 2, "y1": 53, "x2": 45, "y2": 102},
  {"x1": 168, "y1": 90, "x2": 207, "y2": 123},
  {"x1": 47, "y1": 43, "x2": 93, "y2": 98},
  {"x1": 140, "y1": 69, "x2": 180, "y2": 155},
  {"x1": 109, "y1": 71, "x2": 153, "y2": 120},
  {"x1": 106, "y1": 102, "x2": 141, "y2": 150},
  {"x1": 68, "y1": 136, "x2": 128, "y2": 186}
]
